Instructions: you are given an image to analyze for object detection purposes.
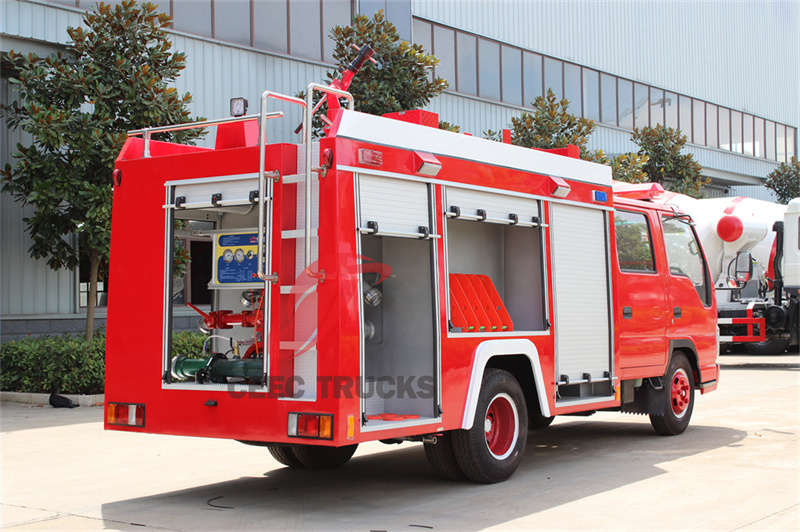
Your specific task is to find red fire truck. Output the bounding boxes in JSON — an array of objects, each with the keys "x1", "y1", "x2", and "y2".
[{"x1": 105, "y1": 50, "x2": 719, "y2": 483}]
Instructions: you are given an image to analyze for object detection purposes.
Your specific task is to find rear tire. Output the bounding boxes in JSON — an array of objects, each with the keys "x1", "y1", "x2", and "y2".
[
  {"x1": 268, "y1": 445, "x2": 305, "y2": 468},
  {"x1": 290, "y1": 444, "x2": 358, "y2": 469},
  {"x1": 649, "y1": 353, "x2": 694, "y2": 436},
  {"x1": 424, "y1": 432, "x2": 466, "y2": 481},
  {"x1": 744, "y1": 338, "x2": 790, "y2": 356},
  {"x1": 453, "y1": 369, "x2": 527, "y2": 483}
]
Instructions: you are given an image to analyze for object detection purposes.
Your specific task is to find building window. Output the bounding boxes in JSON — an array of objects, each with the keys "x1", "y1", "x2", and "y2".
[
  {"x1": 323, "y1": 0, "x2": 353, "y2": 61},
  {"x1": 456, "y1": 32, "x2": 477, "y2": 95},
  {"x1": 719, "y1": 108, "x2": 731, "y2": 151},
  {"x1": 706, "y1": 104, "x2": 718, "y2": 149},
  {"x1": 775, "y1": 124, "x2": 787, "y2": 163},
  {"x1": 650, "y1": 87, "x2": 664, "y2": 127},
  {"x1": 214, "y1": 0, "x2": 251, "y2": 46},
  {"x1": 417, "y1": 17, "x2": 796, "y2": 163},
  {"x1": 289, "y1": 0, "x2": 322, "y2": 60},
  {"x1": 754, "y1": 117, "x2": 764, "y2": 158},
  {"x1": 523, "y1": 52, "x2": 543, "y2": 106},
  {"x1": 693, "y1": 99, "x2": 705, "y2": 147},
  {"x1": 501, "y1": 46, "x2": 522, "y2": 106},
  {"x1": 618, "y1": 79, "x2": 633, "y2": 130},
  {"x1": 600, "y1": 73, "x2": 616, "y2": 127},
  {"x1": 583, "y1": 68, "x2": 600, "y2": 122},
  {"x1": 679, "y1": 95, "x2": 692, "y2": 141},
  {"x1": 433, "y1": 25, "x2": 456, "y2": 89},
  {"x1": 743, "y1": 113, "x2": 754, "y2": 156},
  {"x1": 731, "y1": 110, "x2": 743, "y2": 154},
  {"x1": 172, "y1": 0, "x2": 212, "y2": 37},
  {"x1": 564, "y1": 63, "x2": 582, "y2": 116},
  {"x1": 413, "y1": 19, "x2": 433, "y2": 82},
  {"x1": 664, "y1": 92, "x2": 678, "y2": 129},
  {"x1": 478, "y1": 38, "x2": 501, "y2": 101},
  {"x1": 254, "y1": 0, "x2": 288, "y2": 53},
  {"x1": 544, "y1": 57, "x2": 563, "y2": 99}
]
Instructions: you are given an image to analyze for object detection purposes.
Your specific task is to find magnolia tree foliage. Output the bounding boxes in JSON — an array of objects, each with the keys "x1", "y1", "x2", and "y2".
[
  {"x1": 487, "y1": 89, "x2": 596, "y2": 156},
  {"x1": 1, "y1": 1, "x2": 200, "y2": 339},
  {"x1": 765, "y1": 157, "x2": 800, "y2": 204},
  {"x1": 631, "y1": 125, "x2": 708, "y2": 198},
  {"x1": 485, "y1": 89, "x2": 650, "y2": 182},
  {"x1": 328, "y1": 10, "x2": 448, "y2": 116},
  {"x1": 301, "y1": 10, "x2": 448, "y2": 135}
]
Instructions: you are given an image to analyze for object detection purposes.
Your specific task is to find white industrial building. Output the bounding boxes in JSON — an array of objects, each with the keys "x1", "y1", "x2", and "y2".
[{"x1": 1, "y1": 0, "x2": 798, "y2": 339}]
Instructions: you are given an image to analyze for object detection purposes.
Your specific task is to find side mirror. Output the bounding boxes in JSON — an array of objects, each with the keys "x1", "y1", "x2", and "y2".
[{"x1": 727, "y1": 251, "x2": 754, "y2": 288}]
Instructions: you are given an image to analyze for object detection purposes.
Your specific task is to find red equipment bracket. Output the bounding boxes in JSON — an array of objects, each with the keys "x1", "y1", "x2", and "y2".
[{"x1": 449, "y1": 274, "x2": 513, "y2": 333}]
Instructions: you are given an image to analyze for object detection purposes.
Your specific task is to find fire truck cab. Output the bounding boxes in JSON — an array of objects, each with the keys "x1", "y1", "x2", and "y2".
[{"x1": 105, "y1": 82, "x2": 719, "y2": 483}]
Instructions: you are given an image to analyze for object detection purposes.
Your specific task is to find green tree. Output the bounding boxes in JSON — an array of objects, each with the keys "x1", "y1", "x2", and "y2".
[
  {"x1": 765, "y1": 156, "x2": 800, "y2": 204},
  {"x1": 486, "y1": 89, "x2": 596, "y2": 156},
  {"x1": 301, "y1": 10, "x2": 448, "y2": 135},
  {"x1": 631, "y1": 125, "x2": 708, "y2": 198},
  {"x1": 589, "y1": 150, "x2": 650, "y2": 183},
  {"x1": 1, "y1": 1, "x2": 201, "y2": 339},
  {"x1": 328, "y1": 10, "x2": 448, "y2": 116}
]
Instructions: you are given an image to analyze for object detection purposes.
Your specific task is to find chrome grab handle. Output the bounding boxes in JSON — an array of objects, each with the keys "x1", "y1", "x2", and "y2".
[
  {"x1": 256, "y1": 91, "x2": 306, "y2": 283},
  {"x1": 302, "y1": 83, "x2": 354, "y2": 277},
  {"x1": 128, "y1": 112, "x2": 283, "y2": 158}
]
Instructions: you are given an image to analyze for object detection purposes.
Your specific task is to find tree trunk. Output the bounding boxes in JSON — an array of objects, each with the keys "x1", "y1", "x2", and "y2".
[{"x1": 86, "y1": 249, "x2": 100, "y2": 341}]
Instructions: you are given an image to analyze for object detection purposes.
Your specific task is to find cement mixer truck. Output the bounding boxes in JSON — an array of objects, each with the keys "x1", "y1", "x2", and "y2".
[{"x1": 615, "y1": 183, "x2": 799, "y2": 355}]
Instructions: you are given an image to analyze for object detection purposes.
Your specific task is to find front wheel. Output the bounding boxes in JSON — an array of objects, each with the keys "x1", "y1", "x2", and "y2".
[
  {"x1": 290, "y1": 444, "x2": 358, "y2": 469},
  {"x1": 649, "y1": 353, "x2": 695, "y2": 436},
  {"x1": 453, "y1": 369, "x2": 528, "y2": 483}
]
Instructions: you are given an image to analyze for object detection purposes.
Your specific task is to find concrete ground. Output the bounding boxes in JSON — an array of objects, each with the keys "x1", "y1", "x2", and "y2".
[{"x1": 1, "y1": 352, "x2": 798, "y2": 531}]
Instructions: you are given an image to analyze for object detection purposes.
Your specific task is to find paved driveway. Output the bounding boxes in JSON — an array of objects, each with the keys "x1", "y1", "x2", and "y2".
[{"x1": 2, "y1": 352, "x2": 798, "y2": 531}]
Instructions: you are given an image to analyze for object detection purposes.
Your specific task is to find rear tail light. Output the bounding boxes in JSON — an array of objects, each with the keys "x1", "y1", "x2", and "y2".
[
  {"x1": 107, "y1": 402, "x2": 145, "y2": 427},
  {"x1": 288, "y1": 412, "x2": 333, "y2": 440}
]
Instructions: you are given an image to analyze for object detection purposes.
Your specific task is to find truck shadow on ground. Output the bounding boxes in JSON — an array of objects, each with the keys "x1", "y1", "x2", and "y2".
[{"x1": 100, "y1": 419, "x2": 746, "y2": 530}]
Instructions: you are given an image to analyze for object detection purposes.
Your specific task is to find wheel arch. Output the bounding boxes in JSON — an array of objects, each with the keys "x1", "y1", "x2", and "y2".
[
  {"x1": 669, "y1": 339, "x2": 700, "y2": 384},
  {"x1": 461, "y1": 339, "x2": 549, "y2": 430}
]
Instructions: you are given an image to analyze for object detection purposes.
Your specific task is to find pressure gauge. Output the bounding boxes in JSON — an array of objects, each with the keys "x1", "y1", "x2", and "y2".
[
  {"x1": 222, "y1": 249, "x2": 234, "y2": 263},
  {"x1": 234, "y1": 248, "x2": 245, "y2": 263}
]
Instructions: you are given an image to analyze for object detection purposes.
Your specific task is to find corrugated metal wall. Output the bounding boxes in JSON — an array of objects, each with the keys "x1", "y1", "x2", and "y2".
[
  {"x1": 2, "y1": 0, "x2": 795, "y2": 319},
  {"x1": 412, "y1": 0, "x2": 800, "y2": 126},
  {"x1": 171, "y1": 35, "x2": 328, "y2": 146},
  {"x1": 1, "y1": 75, "x2": 76, "y2": 317}
]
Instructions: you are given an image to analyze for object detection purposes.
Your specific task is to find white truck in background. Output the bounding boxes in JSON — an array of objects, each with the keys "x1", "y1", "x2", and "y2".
[{"x1": 654, "y1": 191, "x2": 799, "y2": 355}]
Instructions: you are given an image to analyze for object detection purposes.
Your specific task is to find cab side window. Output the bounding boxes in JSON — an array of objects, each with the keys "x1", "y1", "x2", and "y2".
[
  {"x1": 662, "y1": 217, "x2": 711, "y2": 305},
  {"x1": 615, "y1": 210, "x2": 656, "y2": 273}
]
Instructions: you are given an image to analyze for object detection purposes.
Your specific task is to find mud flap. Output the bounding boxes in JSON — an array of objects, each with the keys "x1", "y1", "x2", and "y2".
[{"x1": 621, "y1": 377, "x2": 665, "y2": 416}]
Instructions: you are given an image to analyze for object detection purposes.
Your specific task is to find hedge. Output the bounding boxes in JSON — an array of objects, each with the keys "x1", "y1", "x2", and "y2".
[{"x1": 1, "y1": 330, "x2": 208, "y2": 395}]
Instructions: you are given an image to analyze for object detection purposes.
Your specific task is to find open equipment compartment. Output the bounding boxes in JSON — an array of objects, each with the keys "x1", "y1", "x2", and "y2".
[
  {"x1": 444, "y1": 187, "x2": 547, "y2": 333},
  {"x1": 356, "y1": 173, "x2": 439, "y2": 427}
]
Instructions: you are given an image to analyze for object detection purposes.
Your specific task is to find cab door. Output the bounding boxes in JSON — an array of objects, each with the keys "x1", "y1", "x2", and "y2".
[
  {"x1": 614, "y1": 209, "x2": 668, "y2": 374},
  {"x1": 660, "y1": 216, "x2": 717, "y2": 364}
]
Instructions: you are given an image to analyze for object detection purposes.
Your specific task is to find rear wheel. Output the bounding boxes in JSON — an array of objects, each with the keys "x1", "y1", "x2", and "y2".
[
  {"x1": 267, "y1": 445, "x2": 305, "y2": 468},
  {"x1": 745, "y1": 338, "x2": 790, "y2": 356},
  {"x1": 290, "y1": 444, "x2": 358, "y2": 469},
  {"x1": 453, "y1": 369, "x2": 527, "y2": 483},
  {"x1": 649, "y1": 353, "x2": 694, "y2": 436},
  {"x1": 424, "y1": 431, "x2": 466, "y2": 481}
]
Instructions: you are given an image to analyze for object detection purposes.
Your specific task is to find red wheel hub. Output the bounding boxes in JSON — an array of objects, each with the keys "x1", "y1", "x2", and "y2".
[
  {"x1": 484, "y1": 393, "x2": 518, "y2": 459},
  {"x1": 670, "y1": 368, "x2": 691, "y2": 418}
]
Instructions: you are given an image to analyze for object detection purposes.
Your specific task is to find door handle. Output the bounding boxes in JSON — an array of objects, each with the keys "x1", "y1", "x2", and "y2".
[
  {"x1": 623, "y1": 306, "x2": 633, "y2": 319},
  {"x1": 673, "y1": 307, "x2": 682, "y2": 319}
]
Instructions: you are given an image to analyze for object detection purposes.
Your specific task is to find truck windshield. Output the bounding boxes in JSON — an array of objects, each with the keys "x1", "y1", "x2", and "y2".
[{"x1": 662, "y1": 217, "x2": 711, "y2": 306}]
